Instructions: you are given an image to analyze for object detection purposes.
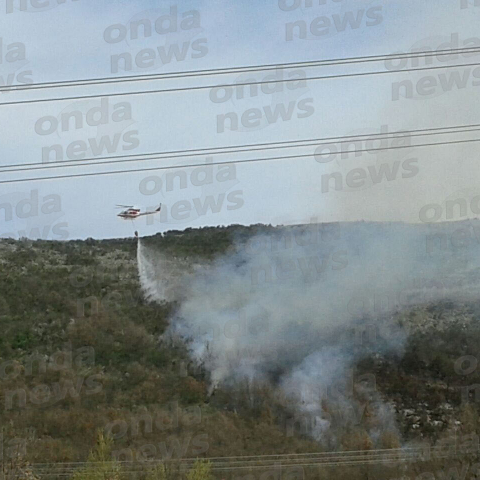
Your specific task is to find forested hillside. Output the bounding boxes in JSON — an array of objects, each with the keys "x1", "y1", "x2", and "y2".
[{"x1": 1, "y1": 223, "x2": 480, "y2": 479}]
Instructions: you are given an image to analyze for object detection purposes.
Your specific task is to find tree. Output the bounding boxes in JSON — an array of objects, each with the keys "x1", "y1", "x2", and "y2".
[
  {"x1": 186, "y1": 459, "x2": 213, "y2": 480},
  {"x1": 146, "y1": 464, "x2": 167, "y2": 480},
  {"x1": 72, "y1": 431, "x2": 121, "y2": 480}
]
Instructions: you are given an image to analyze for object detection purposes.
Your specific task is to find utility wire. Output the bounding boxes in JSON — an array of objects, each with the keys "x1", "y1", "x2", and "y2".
[
  {"x1": 1, "y1": 45, "x2": 479, "y2": 94},
  {"x1": 1, "y1": 60, "x2": 480, "y2": 107},
  {"x1": 17, "y1": 448, "x2": 463, "y2": 478},
  {"x1": 2, "y1": 136, "x2": 479, "y2": 185},
  {"x1": 2, "y1": 123, "x2": 480, "y2": 174},
  {"x1": 24, "y1": 445, "x2": 458, "y2": 468}
]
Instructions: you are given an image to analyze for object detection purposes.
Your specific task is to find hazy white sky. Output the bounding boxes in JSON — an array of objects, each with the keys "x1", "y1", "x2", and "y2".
[{"x1": 0, "y1": 0, "x2": 479, "y2": 239}]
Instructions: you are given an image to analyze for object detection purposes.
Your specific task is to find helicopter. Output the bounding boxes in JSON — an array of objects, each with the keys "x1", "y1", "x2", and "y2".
[{"x1": 116, "y1": 204, "x2": 162, "y2": 220}]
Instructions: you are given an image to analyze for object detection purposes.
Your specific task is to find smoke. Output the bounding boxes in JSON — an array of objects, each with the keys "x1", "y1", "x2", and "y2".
[{"x1": 136, "y1": 220, "x2": 480, "y2": 446}]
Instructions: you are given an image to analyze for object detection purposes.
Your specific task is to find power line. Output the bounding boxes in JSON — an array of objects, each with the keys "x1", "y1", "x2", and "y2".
[
  {"x1": 2, "y1": 60, "x2": 480, "y2": 107},
  {"x1": 2, "y1": 122, "x2": 480, "y2": 174},
  {"x1": 13, "y1": 445, "x2": 464, "y2": 478},
  {"x1": 29, "y1": 445, "x2": 444, "y2": 466},
  {"x1": 2, "y1": 136, "x2": 480, "y2": 185},
  {"x1": 1, "y1": 45, "x2": 479, "y2": 94},
  {"x1": 24, "y1": 445, "x2": 459, "y2": 468},
  {"x1": 16, "y1": 446, "x2": 465, "y2": 478}
]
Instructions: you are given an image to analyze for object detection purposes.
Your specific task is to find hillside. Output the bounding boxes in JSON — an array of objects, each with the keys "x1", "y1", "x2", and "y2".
[{"x1": 1, "y1": 222, "x2": 480, "y2": 479}]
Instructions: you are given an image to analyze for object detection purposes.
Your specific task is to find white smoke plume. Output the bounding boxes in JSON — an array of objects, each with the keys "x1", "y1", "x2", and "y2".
[{"x1": 136, "y1": 220, "x2": 480, "y2": 446}]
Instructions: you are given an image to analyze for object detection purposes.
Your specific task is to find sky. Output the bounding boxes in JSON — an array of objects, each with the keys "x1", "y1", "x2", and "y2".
[{"x1": 0, "y1": 0, "x2": 479, "y2": 240}]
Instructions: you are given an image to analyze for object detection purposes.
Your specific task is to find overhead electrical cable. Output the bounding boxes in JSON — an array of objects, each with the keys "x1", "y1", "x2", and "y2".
[
  {"x1": 1, "y1": 122, "x2": 479, "y2": 174},
  {"x1": 2, "y1": 61, "x2": 480, "y2": 107},
  {"x1": 1, "y1": 45, "x2": 479, "y2": 94},
  {"x1": 2, "y1": 136, "x2": 480, "y2": 185}
]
